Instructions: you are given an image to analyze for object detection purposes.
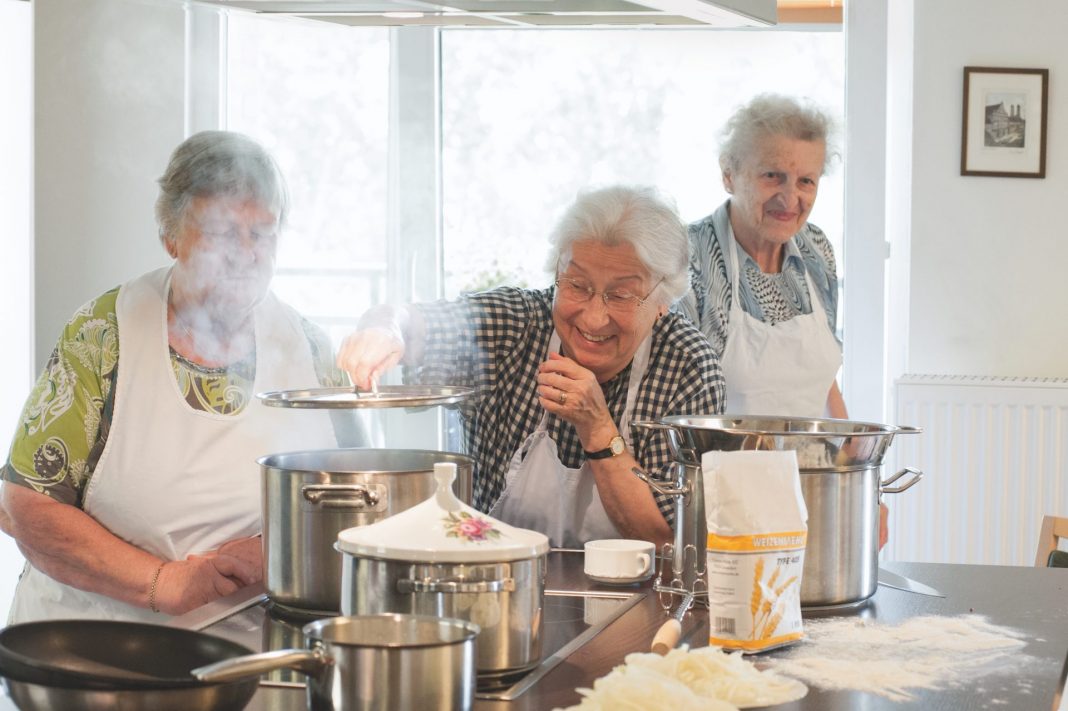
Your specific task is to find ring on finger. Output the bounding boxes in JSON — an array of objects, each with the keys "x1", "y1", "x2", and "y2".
[{"x1": 558, "y1": 391, "x2": 568, "y2": 405}]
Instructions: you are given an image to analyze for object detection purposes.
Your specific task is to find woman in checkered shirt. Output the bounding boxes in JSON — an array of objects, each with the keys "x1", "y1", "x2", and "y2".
[{"x1": 338, "y1": 185, "x2": 724, "y2": 547}]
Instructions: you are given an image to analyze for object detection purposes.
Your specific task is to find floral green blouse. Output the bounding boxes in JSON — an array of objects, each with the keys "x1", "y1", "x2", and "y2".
[{"x1": 3, "y1": 287, "x2": 349, "y2": 507}]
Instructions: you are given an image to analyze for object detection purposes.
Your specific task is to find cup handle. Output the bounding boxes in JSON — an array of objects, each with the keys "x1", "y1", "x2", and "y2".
[{"x1": 636, "y1": 552, "x2": 651, "y2": 576}]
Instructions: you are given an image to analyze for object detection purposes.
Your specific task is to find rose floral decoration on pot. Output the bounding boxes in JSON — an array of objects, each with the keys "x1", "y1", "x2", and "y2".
[{"x1": 444, "y1": 511, "x2": 502, "y2": 543}]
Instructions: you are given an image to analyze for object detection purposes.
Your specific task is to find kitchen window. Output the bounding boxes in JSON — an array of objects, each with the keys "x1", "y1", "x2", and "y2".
[
  {"x1": 226, "y1": 14, "x2": 390, "y2": 348},
  {"x1": 441, "y1": 29, "x2": 844, "y2": 305},
  {"x1": 224, "y1": 17, "x2": 843, "y2": 339},
  {"x1": 223, "y1": 18, "x2": 844, "y2": 445}
]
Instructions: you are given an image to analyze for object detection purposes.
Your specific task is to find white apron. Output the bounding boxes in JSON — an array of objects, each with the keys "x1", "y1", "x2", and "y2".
[
  {"x1": 720, "y1": 225, "x2": 843, "y2": 418},
  {"x1": 9, "y1": 267, "x2": 335, "y2": 623},
  {"x1": 489, "y1": 331, "x2": 651, "y2": 548}
]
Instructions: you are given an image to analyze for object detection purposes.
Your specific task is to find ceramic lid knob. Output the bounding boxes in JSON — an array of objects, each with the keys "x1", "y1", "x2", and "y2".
[{"x1": 434, "y1": 462, "x2": 462, "y2": 512}]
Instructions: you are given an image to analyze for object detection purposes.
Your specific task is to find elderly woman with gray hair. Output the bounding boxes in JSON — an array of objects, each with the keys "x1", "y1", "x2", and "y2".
[
  {"x1": 338, "y1": 185, "x2": 724, "y2": 547},
  {"x1": 680, "y1": 95, "x2": 891, "y2": 548},
  {"x1": 680, "y1": 93, "x2": 846, "y2": 420},
  {"x1": 0, "y1": 131, "x2": 348, "y2": 622}
]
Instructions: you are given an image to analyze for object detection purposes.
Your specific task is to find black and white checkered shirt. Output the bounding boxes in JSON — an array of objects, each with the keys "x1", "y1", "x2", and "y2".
[{"x1": 410, "y1": 286, "x2": 725, "y2": 524}]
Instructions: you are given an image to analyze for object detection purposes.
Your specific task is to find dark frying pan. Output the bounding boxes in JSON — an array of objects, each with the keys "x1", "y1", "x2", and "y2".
[{"x1": 0, "y1": 620, "x2": 258, "y2": 710}]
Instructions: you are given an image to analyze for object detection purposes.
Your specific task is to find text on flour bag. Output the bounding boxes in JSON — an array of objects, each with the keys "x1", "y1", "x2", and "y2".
[{"x1": 703, "y1": 450, "x2": 808, "y2": 653}]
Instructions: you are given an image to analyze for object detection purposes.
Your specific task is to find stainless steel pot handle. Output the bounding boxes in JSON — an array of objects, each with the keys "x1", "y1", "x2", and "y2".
[
  {"x1": 630, "y1": 420, "x2": 699, "y2": 465},
  {"x1": 631, "y1": 467, "x2": 690, "y2": 497},
  {"x1": 397, "y1": 578, "x2": 516, "y2": 594},
  {"x1": 880, "y1": 467, "x2": 923, "y2": 494},
  {"x1": 193, "y1": 647, "x2": 329, "y2": 683},
  {"x1": 302, "y1": 483, "x2": 381, "y2": 509}
]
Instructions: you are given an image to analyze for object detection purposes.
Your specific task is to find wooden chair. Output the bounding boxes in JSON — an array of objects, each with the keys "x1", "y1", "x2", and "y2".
[{"x1": 1035, "y1": 515, "x2": 1068, "y2": 568}]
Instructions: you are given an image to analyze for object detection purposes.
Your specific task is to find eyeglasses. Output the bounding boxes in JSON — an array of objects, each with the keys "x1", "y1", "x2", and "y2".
[{"x1": 554, "y1": 276, "x2": 664, "y2": 313}]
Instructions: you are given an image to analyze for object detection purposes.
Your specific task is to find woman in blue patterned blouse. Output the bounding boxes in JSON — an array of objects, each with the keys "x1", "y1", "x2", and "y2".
[
  {"x1": 680, "y1": 93, "x2": 846, "y2": 420},
  {"x1": 679, "y1": 94, "x2": 893, "y2": 548}
]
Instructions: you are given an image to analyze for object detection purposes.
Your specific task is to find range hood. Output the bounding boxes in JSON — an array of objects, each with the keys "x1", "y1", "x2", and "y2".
[{"x1": 192, "y1": 0, "x2": 777, "y2": 27}]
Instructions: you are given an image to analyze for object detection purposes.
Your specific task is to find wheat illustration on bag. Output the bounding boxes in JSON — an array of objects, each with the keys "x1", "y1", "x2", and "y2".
[
  {"x1": 753, "y1": 573, "x2": 799, "y2": 640},
  {"x1": 749, "y1": 558, "x2": 765, "y2": 631}
]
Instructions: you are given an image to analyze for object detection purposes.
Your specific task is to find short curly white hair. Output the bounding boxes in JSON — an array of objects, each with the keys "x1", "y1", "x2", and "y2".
[
  {"x1": 719, "y1": 93, "x2": 839, "y2": 175},
  {"x1": 543, "y1": 185, "x2": 689, "y2": 307},
  {"x1": 155, "y1": 131, "x2": 288, "y2": 248}
]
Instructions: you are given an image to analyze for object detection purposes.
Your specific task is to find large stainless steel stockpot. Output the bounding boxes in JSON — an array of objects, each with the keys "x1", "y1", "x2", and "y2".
[
  {"x1": 194, "y1": 614, "x2": 479, "y2": 711},
  {"x1": 633, "y1": 415, "x2": 922, "y2": 607},
  {"x1": 336, "y1": 462, "x2": 551, "y2": 679},
  {"x1": 260, "y1": 448, "x2": 473, "y2": 614}
]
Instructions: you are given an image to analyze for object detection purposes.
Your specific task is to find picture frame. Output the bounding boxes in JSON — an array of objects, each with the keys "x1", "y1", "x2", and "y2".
[{"x1": 961, "y1": 66, "x2": 1049, "y2": 178}]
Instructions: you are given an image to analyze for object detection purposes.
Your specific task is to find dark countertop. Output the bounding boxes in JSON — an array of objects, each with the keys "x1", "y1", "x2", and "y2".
[{"x1": 233, "y1": 553, "x2": 1068, "y2": 711}]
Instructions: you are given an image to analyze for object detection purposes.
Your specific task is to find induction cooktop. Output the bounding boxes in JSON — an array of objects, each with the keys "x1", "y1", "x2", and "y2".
[{"x1": 172, "y1": 584, "x2": 641, "y2": 701}]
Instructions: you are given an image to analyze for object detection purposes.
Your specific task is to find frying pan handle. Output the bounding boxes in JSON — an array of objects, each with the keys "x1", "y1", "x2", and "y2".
[
  {"x1": 880, "y1": 467, "x2": 923, "y2": 495},
  {"x1": 193, "y1": 647, "x2": 329, "y2": 684}
]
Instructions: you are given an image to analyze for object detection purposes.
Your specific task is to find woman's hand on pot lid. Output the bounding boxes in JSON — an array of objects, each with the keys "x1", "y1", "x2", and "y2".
[{"x1": 337, "y1": 306, "x2": 408, "y2": 390}]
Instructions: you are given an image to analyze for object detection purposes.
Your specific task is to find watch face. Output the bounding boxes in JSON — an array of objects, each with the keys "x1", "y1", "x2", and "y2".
[{"x1": 610, "y1": 436, "x2": 625, "y2": 455}]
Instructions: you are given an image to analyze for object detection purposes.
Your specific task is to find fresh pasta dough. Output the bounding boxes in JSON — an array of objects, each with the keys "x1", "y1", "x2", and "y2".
[{"x1": 554, "y1": 645, "x2": 807, "y2": 711}]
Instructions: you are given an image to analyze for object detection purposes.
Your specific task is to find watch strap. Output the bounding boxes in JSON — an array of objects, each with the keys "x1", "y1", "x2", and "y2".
[{"x1": 584, "y1": 435, "x2": 625, "y2": 459}]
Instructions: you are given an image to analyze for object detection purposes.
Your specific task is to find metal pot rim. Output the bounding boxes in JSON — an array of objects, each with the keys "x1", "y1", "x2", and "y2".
[
  {"x1": 257, "y1": 447, "x2": 475, "y2": 470},
  {"x1": 659, "y1": 414, "x2": 922, "y2": 437},
  {"x1": 303, "y1": 614, "x2": 480, "y2": 649}
]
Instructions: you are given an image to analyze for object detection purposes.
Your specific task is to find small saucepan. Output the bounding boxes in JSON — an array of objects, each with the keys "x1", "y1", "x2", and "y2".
[
  {"x1": 194, "y1": 613, "x2": 479, "y2": 711},
  {"x1": 0, "y1": 620, "x2": 259, "y2": 711}
]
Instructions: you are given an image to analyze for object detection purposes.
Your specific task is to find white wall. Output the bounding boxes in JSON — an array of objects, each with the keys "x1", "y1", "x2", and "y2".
[
  {"x1": 0, "y1": 0, "x2": 33, "y2": 624},
  {"x1": 35, "y1": 0, "x2": 184, "y2": 369},
  {"x1": 842, "y1": 0, "x2": 889, "y2": 422},
  {"x1": 6, "y1": 0, "x2": 185, "y2": 621},
  {"x1": 906, "y1": 0, "x2": 1068, "y2": 378}
]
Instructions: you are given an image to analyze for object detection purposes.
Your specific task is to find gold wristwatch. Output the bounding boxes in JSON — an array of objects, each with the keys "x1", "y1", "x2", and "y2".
[{"x1": 584, "y1": 435, "x2": 625, "y2": 460}]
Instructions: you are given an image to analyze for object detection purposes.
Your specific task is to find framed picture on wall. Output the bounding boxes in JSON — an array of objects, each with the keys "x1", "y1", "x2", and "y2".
[{"x1": 961, "y1": 66, "x2": 1049, "y2": 178}]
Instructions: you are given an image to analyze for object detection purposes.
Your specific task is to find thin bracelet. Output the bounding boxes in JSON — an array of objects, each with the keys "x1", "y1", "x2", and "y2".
[{"x1": 148, "y1": 563, "x2": 166, "y2": 613}]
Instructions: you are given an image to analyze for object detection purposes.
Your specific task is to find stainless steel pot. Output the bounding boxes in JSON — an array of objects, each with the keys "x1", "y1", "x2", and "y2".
[
  {"x1": 339, "y1": 554, "x2": 546, "y2": 677},
  {"x1": 633, "y1": 415, "x2": 922, "y2": 607},
  {"x1": 194, "y1": 614, "x2": 479, "y2": 711},
  {"x1": 261, "y1": 448, "x2": 474, "y2": 613}
]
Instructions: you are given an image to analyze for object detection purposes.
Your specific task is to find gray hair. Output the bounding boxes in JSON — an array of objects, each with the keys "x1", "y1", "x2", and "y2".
[
  {"x1": 155, "y1": 131, "x2": 288, "y2": 247},
  {"x1": 718, "y1": 93, "x2": 839, "y2": 174},
  {"x1": 544, "y1": 185, "x2": 689, "y2": 306}
]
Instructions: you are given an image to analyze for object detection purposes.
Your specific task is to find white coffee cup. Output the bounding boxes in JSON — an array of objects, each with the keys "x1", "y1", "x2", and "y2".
[{"x1": 584, "y1": 539, "x2": 655, "y2": 581}]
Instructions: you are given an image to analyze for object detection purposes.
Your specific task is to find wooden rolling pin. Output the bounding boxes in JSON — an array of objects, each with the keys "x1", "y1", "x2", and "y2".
[{"x1": 651, "y1": 591, "x2": 694, "y2": 655}]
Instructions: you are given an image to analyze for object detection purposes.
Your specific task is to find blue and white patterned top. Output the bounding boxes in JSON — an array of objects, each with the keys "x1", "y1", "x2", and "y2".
[{"x1": 677, "y1": 200, "x2": 840, "y2": 356}]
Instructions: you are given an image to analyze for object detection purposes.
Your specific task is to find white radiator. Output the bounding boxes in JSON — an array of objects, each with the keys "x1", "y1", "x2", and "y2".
[{"x1": 885, "y1": 374, "x2": 1068, "y2": 565}]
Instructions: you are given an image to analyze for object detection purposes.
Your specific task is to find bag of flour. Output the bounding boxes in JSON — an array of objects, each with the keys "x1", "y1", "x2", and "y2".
[{"x1": 703, "y1": 450, "x2": 808, "y2": 653}]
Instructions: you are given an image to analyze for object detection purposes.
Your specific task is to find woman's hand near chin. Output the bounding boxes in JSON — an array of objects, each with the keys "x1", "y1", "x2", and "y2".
[{"x1": 536, "y1": 352, "x2": 617, "y2": 448}]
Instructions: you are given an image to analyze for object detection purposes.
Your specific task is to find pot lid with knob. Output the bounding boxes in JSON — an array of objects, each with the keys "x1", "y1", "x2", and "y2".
[{"x1": 336, "y1": 462, "x2": 549, "y2": 563}]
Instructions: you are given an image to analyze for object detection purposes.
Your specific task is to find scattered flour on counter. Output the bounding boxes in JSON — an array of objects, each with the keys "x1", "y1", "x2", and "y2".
[{"x1": 764, "y1": 614, "x2": 1029, "y2": 702}]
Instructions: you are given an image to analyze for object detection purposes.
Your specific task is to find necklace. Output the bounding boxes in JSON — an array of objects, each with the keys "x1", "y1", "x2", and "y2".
[
  {"x1": 169, "y1": 306, "x2": 198, "y2": 346},
  {"x1": 169, "y1": 302, "x2": 255, "y2": 370}
]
